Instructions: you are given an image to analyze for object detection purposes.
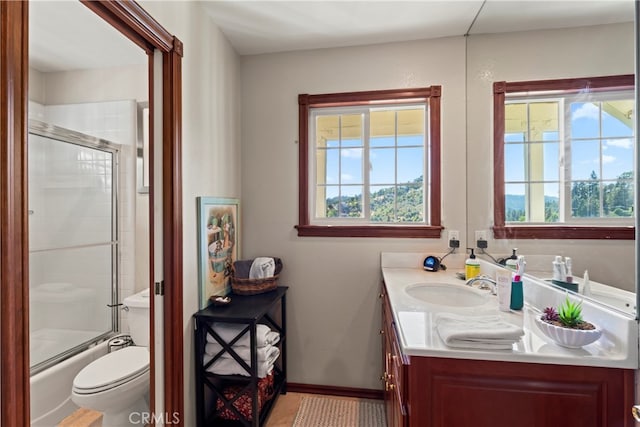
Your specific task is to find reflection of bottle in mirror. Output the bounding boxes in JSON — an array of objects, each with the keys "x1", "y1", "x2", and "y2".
[
  {"x1": 582, "y1": 270, "x2": 591, "y2": 297},
  {"x1": 565, "y1": 257, "x2": 573, "y2": 283}
]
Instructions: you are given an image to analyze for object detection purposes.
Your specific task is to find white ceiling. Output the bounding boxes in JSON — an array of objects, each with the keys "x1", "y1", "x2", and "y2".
[
  {"x1": 201, "y1": 0, "x2": 635, "y2": 56},
  {"x1": 29, "y1": 1, "x2": 147, "y2": 73},
  {"x1": 29, "y1": 0, "x2": 634, "y2": 72}
]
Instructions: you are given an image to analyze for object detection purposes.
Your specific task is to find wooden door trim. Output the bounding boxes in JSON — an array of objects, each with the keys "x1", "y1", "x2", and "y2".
[
  {"x1": 0, "y1": 2, "x2": 30, "y2": 426},
  {"x1": 0, "y1": 1, "x2": 184, "y2": 425}
]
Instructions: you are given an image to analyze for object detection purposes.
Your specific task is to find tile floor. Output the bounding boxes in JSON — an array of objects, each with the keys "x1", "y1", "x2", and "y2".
[{"x1": 57, "y1": 392, "x2": 364, "y2": 426}]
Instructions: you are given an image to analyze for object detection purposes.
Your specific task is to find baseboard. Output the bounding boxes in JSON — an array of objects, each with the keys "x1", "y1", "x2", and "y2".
[{"x1": 287, "y1": 382, "x2": 384, "y2": 400}]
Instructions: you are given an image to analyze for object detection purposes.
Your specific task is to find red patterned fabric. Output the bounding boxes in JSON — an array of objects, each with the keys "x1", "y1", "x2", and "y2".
[{"x1": 216, "y1": 372, "x2": 275, "y2": 421}]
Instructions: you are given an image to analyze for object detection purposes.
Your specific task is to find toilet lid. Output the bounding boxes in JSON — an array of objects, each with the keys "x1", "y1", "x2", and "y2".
[{"x1": 73, "y1": 347, "x2": 149, "y2": 394}]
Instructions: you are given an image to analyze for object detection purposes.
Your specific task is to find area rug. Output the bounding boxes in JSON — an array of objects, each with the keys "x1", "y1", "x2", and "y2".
[{"x1": 292, "y1": 396, "x2": 386, "y2": 427}]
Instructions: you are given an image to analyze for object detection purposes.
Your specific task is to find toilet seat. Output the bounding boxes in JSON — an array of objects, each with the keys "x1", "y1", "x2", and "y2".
[{"x1": 73, "y1": 346, "x2": 149, "y2": 395}]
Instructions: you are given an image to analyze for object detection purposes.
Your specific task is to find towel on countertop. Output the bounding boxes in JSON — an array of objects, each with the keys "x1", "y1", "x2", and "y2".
[
  {"x1": 249, "y1": 257, "x2": 276, "y2": 279},
  {"x1": 435, "y1": 313, "x2": 524, "y2": 350},
  {"x1": 204, "y1": 347, "x2": 280, "y2": 378},
  {"x1": 205, "y1": 342, "x2": 280, "y2": 362},
  {"x1": 206, "y1": 323, "x2": 280, "y2": 347}
]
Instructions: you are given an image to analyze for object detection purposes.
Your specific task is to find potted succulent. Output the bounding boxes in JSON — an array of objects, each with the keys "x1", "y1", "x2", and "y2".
[{"x1": 535, "y1": 296, "x2": 602, "y2": 348}]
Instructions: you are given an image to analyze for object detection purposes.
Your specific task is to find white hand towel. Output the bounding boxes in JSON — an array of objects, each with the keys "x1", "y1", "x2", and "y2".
[
  {"x1": 249, "y1": 257, "x2": 276, "y2": 279},
  {"x1": 206, "y1": 323, "x2": 280, "y2": 347},
  {"x1": 204, "y1": 347, "x2": 280, "y2": 378},
  {"x1": 205, "y1": 342, "x2": 280, "y2": 362},
  {"x1": 436, "y1": 313, "x2": 524, "y2": 350}
]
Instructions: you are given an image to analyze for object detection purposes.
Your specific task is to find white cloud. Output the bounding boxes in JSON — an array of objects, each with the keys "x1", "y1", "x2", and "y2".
[
  {"x1": 605, "y1": 138, "x2": 633, "y2": 149},
  {"x1": 602, "y1": 154, "x2": 616, "y2": 164},
  {"x1": 571, "y1": 103, "x2": 599, "y2": 121},
  {"x1": 341, "y1": 173, "x2": 354, "y2": 181},
  {"x1": 341, "y1": 148, "x2": 362, "y2": 158}
]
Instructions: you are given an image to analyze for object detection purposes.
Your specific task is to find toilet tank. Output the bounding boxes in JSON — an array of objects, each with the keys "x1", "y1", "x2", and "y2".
[{"x1": 123, "y1": 288, "x2": 150, "y2": 347}]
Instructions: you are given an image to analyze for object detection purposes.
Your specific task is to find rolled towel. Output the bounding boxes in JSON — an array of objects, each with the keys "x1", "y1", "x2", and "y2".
[
  {"x1": 436, "y1": 313, "x2": 524, "y2": 350},
  {"x1": 205, "y1": 342, "x2": 280, "y2": 360},
  {"x1": 249, "y1": 257, "x2": 276, "y2": 279},
  {"x1": 206, "y1": 323, "x2": 280, "y2": 347},
  {"x1": 204, "y1": 347, "x2": 280, "y2": 378}
]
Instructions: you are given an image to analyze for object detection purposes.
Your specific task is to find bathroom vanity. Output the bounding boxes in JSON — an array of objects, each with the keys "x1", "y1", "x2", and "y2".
[{"x1": 380, "y1": 253, "x2": 637, "y2": 427}]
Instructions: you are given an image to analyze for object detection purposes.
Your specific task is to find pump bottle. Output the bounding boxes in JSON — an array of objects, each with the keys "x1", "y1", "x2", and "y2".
[{"x1": 465, "y1": 248, "x2": 480, "y2": 280}]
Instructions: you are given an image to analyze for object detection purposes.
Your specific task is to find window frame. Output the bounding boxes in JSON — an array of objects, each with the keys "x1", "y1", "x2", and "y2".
[
  {"x1": 493, "y1": 75, "x2": 635, "y2": 240},
  {"x1": 297, "y1": 87, "x2": 443, "y2": 238}
]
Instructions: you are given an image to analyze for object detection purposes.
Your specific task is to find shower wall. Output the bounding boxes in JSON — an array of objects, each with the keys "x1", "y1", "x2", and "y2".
[{"x1": 28, "y1": 99, "x2": 139, "y2": 337}]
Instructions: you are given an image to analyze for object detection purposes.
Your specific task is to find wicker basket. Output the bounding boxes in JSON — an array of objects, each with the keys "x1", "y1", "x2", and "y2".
[{"x1": 231, "y1": 258, "x2": 283, "y2": 296}]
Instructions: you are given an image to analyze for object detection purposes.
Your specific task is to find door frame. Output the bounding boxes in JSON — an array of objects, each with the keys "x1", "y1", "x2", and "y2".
[{"x1": 0, "y1": 1, "x2": 184, "y2": 425}]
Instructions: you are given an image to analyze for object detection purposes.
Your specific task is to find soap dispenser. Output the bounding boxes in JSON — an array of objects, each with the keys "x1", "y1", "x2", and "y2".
[
  {"x1": 465, "y1": 248, "x2": 480, "y2": 280},
  {"x1": 505, "y1": 248, "x2": 518, "y2": 270}
]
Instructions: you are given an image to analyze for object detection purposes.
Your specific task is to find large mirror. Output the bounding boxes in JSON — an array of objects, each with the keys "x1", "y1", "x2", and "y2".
[{"x1": 465, "y1": 1, "x2": 636, "y2": 317}]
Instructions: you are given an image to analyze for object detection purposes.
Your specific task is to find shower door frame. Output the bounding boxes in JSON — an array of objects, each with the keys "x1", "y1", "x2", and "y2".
[{"x1": 0, "y1": 1, "x2": 184, "y2": 426}]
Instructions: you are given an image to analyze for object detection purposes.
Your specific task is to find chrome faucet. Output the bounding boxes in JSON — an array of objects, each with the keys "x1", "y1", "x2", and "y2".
[{"x1": 466, "y1": 275, "x2": 497, "y2": 295}]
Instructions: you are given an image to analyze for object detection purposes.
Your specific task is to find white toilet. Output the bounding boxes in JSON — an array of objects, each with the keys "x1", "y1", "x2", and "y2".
[{"x1": 71, "y1": 288, "x2": 151, "y2": 426}]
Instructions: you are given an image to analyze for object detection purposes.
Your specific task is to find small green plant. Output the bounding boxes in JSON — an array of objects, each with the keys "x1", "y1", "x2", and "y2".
[
  {"x1": 557, "y1": 297, "x2": 583, "y2": 328},
  {"x1": 542, "y1": 306, "x2": 559, "y2": 322}
]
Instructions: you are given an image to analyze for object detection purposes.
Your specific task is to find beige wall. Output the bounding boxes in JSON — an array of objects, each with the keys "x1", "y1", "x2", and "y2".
[
  {"x1": 139, "y1": 2, "x2": 241, "y2": 425},
  {"x1": 466, "y1": 22, "x2": 635, "y2": 291},
  {"x1": 42, "y1": 64, "x2": 147, "y2": 105},
  {"x1": 240, "y1": 37, "x2": 467, "y2": 390}
]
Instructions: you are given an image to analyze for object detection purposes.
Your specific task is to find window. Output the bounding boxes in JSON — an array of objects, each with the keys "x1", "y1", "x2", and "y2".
[
  {"x1": 297, "y1": 87, "x2": 442, "y2": 238},
  {"x1": 493, "y1": 75, "x2": 635, "y2": 239}
]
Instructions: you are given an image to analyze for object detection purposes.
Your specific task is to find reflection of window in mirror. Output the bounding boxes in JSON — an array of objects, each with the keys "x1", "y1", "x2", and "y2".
[
  {"x1": 493, "y1": 75, "x2": 634, "y2": 240},
  {"x1": 137, "y1": 102, "x2": 149, "y2": 193}
]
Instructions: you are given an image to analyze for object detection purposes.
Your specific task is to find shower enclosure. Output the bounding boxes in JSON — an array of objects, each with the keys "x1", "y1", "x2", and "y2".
[{"x1": 28, "y1": 120, "x2": 119, "y2": 375}]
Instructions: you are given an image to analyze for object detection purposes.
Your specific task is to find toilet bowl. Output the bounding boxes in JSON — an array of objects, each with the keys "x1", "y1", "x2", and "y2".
[
  {"x1": 71, "y1": 288, "x2": 151, "y2": 426},
  {"x1": 72, "y1": 347, "x2": 149, "y2": 426}
]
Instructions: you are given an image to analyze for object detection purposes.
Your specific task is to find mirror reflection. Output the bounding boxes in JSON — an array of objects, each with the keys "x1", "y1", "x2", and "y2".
[
  {"x1": 465, "y1": 1, "x2": 635, "y2": 316},
  {"x1": 28, "y1": 1, "x2": 150, "y2": 425}
]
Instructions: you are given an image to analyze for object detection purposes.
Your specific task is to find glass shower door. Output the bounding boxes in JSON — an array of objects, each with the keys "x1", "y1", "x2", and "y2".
[{"x1": 28, "y1": 122, "x2": 119, "y2": 373}]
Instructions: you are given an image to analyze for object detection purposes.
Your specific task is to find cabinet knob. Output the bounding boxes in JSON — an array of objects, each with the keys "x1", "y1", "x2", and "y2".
[
  {"x1": 380, "y1": 373, "x2": 388, "y2": 381},
  {"x1": 379, "y1": 329, "x2": 385, "y2": 335},
  {"x1": 379, "y1": 293, "x2": 385, "y2": 299}
]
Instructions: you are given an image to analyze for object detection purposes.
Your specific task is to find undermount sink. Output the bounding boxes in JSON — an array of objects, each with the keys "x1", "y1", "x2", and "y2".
[{"x1": 404, "y1": 282, "x2": 489, "y2": 307}]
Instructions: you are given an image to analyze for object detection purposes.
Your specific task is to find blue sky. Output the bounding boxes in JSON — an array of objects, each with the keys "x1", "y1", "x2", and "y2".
[
  {"x1": 504, "y1": 100, "x2": 634, "y2": 196},
  {"x1": 322, "y1": 135, "x2": 424, "y2": 199}
]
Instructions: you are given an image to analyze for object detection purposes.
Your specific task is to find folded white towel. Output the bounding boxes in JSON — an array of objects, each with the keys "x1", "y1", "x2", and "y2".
[
  {"x1": 436, "y1": 313, "x2": 524, "y2": 350},
  {"x1": 206, "y1": 323, "x2": 280, "y2": 347},
  {"x1": 205, "y1": 343, "x2": 279, "y2": 362},
  {"x1": 204, "y1": 347, "x2": 280, "y2": 378},
  {"x1": 249, "y1": 257, "x2": 276, "y2": 279}
]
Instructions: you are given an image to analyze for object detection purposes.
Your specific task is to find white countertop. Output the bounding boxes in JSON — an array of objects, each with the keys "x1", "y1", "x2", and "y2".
[{"x1": 381, "y1": 253, "x2": 638, "y2": 369}]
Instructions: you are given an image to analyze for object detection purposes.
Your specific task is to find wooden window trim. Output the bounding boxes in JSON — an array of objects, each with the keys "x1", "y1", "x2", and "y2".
[
  {"x1": 296, "y1": 87, "x2": 443, "y2": 238},
  {"x1": 493, "y1": 75, "x2": 635, "y2": 241}
]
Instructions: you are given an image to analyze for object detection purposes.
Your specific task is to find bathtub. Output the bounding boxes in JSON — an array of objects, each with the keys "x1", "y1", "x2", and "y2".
[{"x1": 30, "y1": 341, "x2": 108, "y2": 426}]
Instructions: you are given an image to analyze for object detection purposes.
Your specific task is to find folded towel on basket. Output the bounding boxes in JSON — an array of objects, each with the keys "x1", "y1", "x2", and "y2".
[
  {"x1": 435, "y1": 313, "x2": 524, "y2": 350},
  {"x1": 206, "y1": 323, "x2": 280, "y2": 347},
  {"x1": 204, "y1": 347, "x2": 280, "y2": 378},
  {"x1": 205, "y1": 342, "x2": 280, "y2": 362},
  {"x1": 249, "y1": 257, "x2": 276, "y2": 279}
]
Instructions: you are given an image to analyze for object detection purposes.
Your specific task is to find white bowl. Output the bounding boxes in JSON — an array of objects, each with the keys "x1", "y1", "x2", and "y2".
[{"x1": 534, "y1": 316, "x2": 602, "y2": 348}]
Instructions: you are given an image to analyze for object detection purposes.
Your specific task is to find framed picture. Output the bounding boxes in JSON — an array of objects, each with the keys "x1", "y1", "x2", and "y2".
[{"x1": 197, "y1": 197, "x2": 240, "y2": 308}]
